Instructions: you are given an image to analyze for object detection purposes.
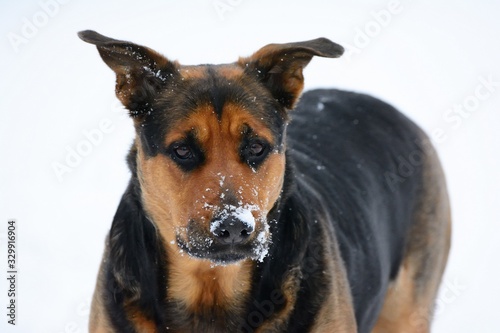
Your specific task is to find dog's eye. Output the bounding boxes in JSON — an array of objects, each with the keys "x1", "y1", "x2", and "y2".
[
  {"x1": 166, "y1": 135, "x2": 205, "y2": 172},
  {"x1": 241, "y1": 139, "x2": 269, "y2": 168},
  {"x1": 173, "y1": 144, "x2": 192, "y2": 159},
  {"x1": 249, "y1": 142, "x2": 264, "y2": 156},
  {"x1": 169, "y1": 142, "x2": 201, "y2": 171}
]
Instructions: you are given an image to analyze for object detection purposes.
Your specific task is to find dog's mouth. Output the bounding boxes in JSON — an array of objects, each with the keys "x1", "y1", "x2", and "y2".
[
  {"x1": 176, "y1": 239, "x2": 260, "y2": 265},
  {"x1": 175, "y1": 216, "x2": 270, "y2": 265}
]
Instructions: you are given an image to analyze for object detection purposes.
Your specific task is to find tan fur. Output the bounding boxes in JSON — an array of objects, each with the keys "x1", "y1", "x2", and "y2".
[
  {"x1": 255, "y1": 222, "x2": 358, "y2": 333},
  {"x1": 214, "y1": 64, "x2": 247, "y2": 79},
  {"x1": 89, "y1": 295, "x2": 111, "y2": 333},
  {"x1": 254, "y1": 268, "x2": 301, "y2": 332},
  {"x1": 136, "y1": 101, "x2": 285, "y2": 314},
  {"x1": 238, "y1": 48, "x2": 307, "y2": 109},
  {"x1": 309, "y1": 225, "x2": 357, "y2": 333},
  {"x1": 138, "y1": 102, "x2": 285, "y2": 241},
  {"x1": 372, "y1": 265, "x2": 424, "y2": 333},
  {"x1": 89, "y1": 255, "x2": 112, "y2": 333},
  {"x1": 167, "y1": 252, "x2": 253, "y2": 314},
  {"x1": 310, "y1": 277, "x2": 357, "y2": 332},
  {"x1": 126, "y1": 309, "x2": 157, "y2": 332},
  {"x1": 372, "y1": 137, "x2": 451, "y2": 333},
  {"x1": 178, "y1": 66, "x2": 208, "y2": 80}
]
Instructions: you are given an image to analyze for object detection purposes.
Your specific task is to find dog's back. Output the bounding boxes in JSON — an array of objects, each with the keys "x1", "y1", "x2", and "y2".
[{"x1": 288, "y1": 89, "x2": 450, "y2": 331}]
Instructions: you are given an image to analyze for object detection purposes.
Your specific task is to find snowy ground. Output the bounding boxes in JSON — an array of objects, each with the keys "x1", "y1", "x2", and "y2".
[{"x1": 1, "y1": 1, "x2": 499, "y2": 332}]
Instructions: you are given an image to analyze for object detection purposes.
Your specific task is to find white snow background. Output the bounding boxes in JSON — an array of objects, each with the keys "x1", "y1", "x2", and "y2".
[{"x1": 1, "y1": 0, "x2": 499, "y2": 332}]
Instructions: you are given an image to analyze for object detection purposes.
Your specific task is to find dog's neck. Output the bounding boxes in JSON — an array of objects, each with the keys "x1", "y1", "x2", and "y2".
[{"x1": 166, "y1": 245, "x2": 254, "y2": 315}]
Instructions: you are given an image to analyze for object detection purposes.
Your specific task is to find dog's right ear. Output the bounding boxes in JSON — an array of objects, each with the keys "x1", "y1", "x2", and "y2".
[
  {"x1": 78, "y1": 30, "x2": 177, "y2": 117},
  {"x1": 239, "y1": 38, "x2": 344, "y2": 111}
]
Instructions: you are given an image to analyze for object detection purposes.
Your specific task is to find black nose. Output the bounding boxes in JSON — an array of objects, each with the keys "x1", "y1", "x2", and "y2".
[{"x1": 211, "y1": 216, "x2": 254, "y2": 245}]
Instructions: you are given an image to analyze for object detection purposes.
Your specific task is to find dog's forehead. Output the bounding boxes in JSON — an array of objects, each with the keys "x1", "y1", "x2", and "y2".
[
  {"x1": 139, "y1": 63, "x2": 287, "y2": 154},
  {"x1": 163, "y1": 101, "x2": 277, "y2": 147},
  {"x1": 163, "y1": 63, "x2": 272, "y2": 116},
  {"x1": 178, "y1": 64, "x2": 243, "y2": 81}
]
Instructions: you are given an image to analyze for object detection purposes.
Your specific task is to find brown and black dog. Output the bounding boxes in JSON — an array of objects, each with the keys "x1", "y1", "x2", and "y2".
[{"x1": 78, "y1": 30, "x2": 451, "y2": 333}]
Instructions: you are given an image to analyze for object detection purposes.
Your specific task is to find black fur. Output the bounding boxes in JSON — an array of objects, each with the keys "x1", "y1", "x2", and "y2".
[{"x1": 286, "y1": 89, "x2": 424, "y2": 331}]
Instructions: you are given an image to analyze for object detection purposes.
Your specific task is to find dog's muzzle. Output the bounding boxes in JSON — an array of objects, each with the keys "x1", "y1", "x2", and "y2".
[{"x1": 177, "y1": 204, "x2": 269, "y2": 265}]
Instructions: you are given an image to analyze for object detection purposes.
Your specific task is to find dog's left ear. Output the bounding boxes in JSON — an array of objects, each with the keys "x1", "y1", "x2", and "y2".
[
  {"x1": 78, "y1": 30, "x2": 177, "y2": 117},
  {"x1": 239, "y1": 38, "x2": 343, "y2": 110}
]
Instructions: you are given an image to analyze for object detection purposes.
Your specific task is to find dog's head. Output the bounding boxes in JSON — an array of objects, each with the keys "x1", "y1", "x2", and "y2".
[{"x1": 79, "y1": 31, "x2": 343, "y2": 264}]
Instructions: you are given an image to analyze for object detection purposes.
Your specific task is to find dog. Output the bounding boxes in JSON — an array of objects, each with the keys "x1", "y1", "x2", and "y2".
[{"x1": 78, "y1": 30, "x2": 451, "y2": 333}]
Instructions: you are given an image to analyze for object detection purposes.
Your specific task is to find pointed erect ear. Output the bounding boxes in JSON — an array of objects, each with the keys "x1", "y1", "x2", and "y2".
[
  {"x1": 78, "y1": 30, "x2": 178, "y2": 117},
  {"x1": 238, "y1": 38, "x2": 344, "y2": 110}
]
